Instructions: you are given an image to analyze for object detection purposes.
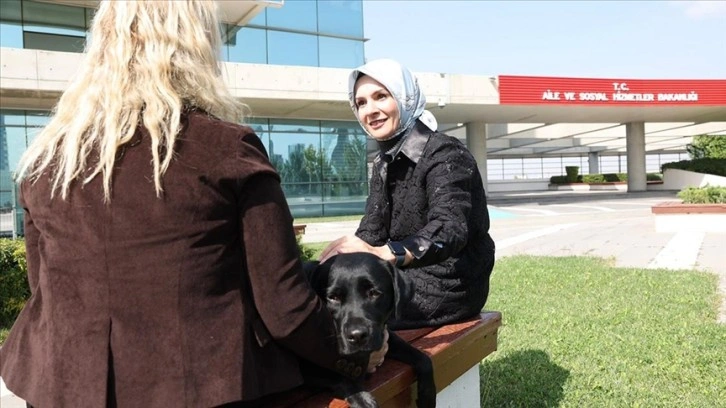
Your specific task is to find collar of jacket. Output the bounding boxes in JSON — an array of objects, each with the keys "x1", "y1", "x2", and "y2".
[{"x1": 373, "y1": 120, "x2": 431, "y2": 167}]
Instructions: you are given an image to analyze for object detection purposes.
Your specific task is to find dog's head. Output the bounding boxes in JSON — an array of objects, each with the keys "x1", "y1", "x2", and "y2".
[{"x1": 304, "y1": 252, "x2": 413, "y2": 355}]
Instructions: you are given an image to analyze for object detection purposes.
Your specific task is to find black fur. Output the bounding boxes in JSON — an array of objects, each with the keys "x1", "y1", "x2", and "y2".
[{"x1": 302, "y1": 252, "x2": 435, "y2": 408}]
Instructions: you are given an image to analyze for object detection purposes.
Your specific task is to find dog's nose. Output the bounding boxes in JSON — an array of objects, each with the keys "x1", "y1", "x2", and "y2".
[{"x1": 345, "y1": 328, "x2": 369, "y2": 345}]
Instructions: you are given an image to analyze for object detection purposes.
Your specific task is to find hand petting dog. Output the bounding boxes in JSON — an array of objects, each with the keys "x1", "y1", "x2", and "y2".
[
  {"x1": 367, "y1": 329, "x2": 389, "y2": 373},
  {"x1": 319, "y1": 235, "x2": 392, "y2": 264}
]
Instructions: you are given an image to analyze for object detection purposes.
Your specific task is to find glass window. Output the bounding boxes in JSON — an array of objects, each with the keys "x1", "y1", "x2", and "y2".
[
  {"x1": 24, "y1": 111, "x2": 50, "y2": 127},
  {"x1": 0, "y1": 111, "x2": 26, "y2": 126},
  {"x1": 245, "y1": 118, "x2": 271, "y2": 154},
  {"x1": 265, "y1": 0, "x2": 317, "y2": 32},
  {"x1": 317, "y1": 0, "x2": 363, "y2": 38},
  {"x1": 0, "y1": 126, "x2": 8, "y2": 171},
  {"x1": 0, "y1": 21, "x2": 23, "y2": 48},
  {"x1": 269, "y1": 119, "x2": 320, "y2": 133},
  {"x1": 17, "y1": 1, "x2": 88, "y2": 52},
  {"x1": 0, "y1": 0, "x2": 21, "y2": 23},
  {"x1": 319, "y1": 36, "x2": 364, "y2": 68},
  {"x1": 0, "y1": 170, "x2": 14, "y2": 205},
  {"x1": 247, "y1": 9, "x2": 266, "y2": 26},
  {"x1": 0, "y1": 110, "x2": 50, "y2": 172},
  {"x1": 85, "y1": 7, "x2": 96, "y2": 26},
  {"x1": 522, "y1": 157, "x2": 543, "y2": 179},
  {"x1": 271, "y1": 132, "x2": 321, "y2": 195},
  {"x1": 246, "y1": 118, "x2": 270, "y2": 133},
  {"x1": 24, "y1": 31, "x2": 85, "y2": 53},
  {"x1": 2, "y1": 126, "x2": 28, "y2": 172},
  {"x1": 0, "y1": 0, "x2": 22, "y2": 48},
  {"x1": 487, "y1": 159, "x2": 504, "y2": 180},
  {"x1": 267, "y1": 31, "x2": 318, "y2": 67},
  {"x1": 226, "y1": 27, "x2": 267, "y2": 64},
  {"x1": 320, "y1": 126, "x2": 367, "y2": 198},
  {"x1": 22, "y1": 0, "x2": 86, "y2": 35}
]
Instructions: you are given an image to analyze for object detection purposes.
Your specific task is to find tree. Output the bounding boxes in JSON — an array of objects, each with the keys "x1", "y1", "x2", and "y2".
[
  {"x1": 687, "y1": 134, "x2": 726, "y2": 159},
  {"x1": 339, "y1": 136, "x2": 367, "y2": 196},
  {"x1": 284, "y1": 148, "x2": 308, "y2": 195}
]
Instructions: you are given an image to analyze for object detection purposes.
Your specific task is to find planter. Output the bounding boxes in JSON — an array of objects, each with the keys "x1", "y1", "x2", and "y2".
[
  {"x1": 651, "y1": 202, "x2": 726, "y2": 233},
  {"x1": 549, "y1": 181, "x2": 663, "y2": 192}
]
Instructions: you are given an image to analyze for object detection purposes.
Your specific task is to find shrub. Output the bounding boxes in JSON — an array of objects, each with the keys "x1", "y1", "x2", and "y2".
[
  {"x1": 677, "y1": 185, "x2": 726, "y2": 204},
  {"x1": 297, "y1": 236, "x2": 316, "y2": 262},
  {"x1": 604, "y1": 173, "x2": 627, "y2": 182},
  {"x1": 549, "y1": 175, "x2": 584, "y2": 184},
  {"x1": 581, "y1": 174, "x2": 604, "y2": 183},
  {"x1": 552, "y1": 172, "x2": 660, "y2": 185},
  {"x1": 687, "y1": 134, "x2": 726, "y2": 159},
  {"x1": 661, "y1": 158, "x2": 726, "y2": 177},
  {"x1": 0, "y1": 238, "x2": 30, "y2": 328},
  {"x1": 565, "y1": 166, "x2": 579, "y2": 183}
]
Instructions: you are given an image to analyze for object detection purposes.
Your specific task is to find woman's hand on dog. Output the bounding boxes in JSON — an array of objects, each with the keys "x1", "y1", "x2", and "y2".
[
  {"x1": 366, "y1": 329, "x2": 389, "y2": 373},
  {"x1": 319, "y1": 235, "x2": 394, "y2": 265}
]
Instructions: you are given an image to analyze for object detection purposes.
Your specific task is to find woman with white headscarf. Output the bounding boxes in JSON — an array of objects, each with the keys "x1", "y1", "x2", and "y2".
[{"x1": 320, "y1": 59, "x2": 496, "y2": 330}]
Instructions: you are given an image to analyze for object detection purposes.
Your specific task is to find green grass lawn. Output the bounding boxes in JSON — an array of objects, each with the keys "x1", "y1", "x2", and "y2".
[
  {"x1": 2, "y1": 251, "x2": 724, "y2": 408},
  {"x1": 481, "y1": 255, "x2": 725, "y2": 407}
]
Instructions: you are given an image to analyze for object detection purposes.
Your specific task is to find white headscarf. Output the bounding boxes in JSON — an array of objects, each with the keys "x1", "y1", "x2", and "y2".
[{"x1": 348, "y1": 59, "x2": 438, "y2": 140}]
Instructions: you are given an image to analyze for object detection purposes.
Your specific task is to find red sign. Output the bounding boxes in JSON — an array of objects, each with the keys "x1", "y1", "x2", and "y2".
[{"x1": 498, "y1": 75, "x2": 726, "y2": 106}]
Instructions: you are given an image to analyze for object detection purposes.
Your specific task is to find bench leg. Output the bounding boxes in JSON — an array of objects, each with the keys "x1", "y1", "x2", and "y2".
[{"x1": 436, "y1": 365, "x2": 480, "y2": 407}]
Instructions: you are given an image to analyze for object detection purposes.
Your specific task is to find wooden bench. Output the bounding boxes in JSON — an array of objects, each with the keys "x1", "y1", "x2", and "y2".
[{"x1": 267, "y1": 311, "x2": 502, "y2": 407}]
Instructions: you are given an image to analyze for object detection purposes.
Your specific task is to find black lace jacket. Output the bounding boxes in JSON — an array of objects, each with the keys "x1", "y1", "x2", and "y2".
[{"x1": 356, "y1": 121, "x2": 496, "y2": 329}]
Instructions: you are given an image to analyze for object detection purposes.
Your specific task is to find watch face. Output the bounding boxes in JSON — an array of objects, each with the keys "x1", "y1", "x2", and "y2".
[{"x1": 388, "y1": 241, "x2": 406, "y2": 255}]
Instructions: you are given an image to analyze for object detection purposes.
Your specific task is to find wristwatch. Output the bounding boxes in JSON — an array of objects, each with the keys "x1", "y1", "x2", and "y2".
[{"x1": 387, "y1": 241, "x2": 407, "y2": 267}]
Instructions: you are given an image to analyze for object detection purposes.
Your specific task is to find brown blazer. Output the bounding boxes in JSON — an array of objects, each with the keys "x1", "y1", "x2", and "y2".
[{"x1": 0, "y1": 110, "x2": 365, "y2": 407}]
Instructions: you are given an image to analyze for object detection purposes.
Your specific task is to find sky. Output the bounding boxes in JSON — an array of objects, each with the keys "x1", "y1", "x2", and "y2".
[{"x1": 362, "y1": 0, "x2": 726, "y2": 79}]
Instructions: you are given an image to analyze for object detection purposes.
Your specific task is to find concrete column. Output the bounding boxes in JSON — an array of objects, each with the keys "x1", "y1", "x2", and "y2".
[
  {"x1": 465, "y1": 121, "x2": 488, "y2": 192},
  {"x1": 625, "y1": 122, "x2": 647, "y2": 191},
  {"x1": 588, "y1": 152, "x2": 599, "y2": 174}
]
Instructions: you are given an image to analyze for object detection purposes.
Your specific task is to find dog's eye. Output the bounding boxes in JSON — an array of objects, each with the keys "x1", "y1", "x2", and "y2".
[
  {"x1": 367, "y1": 289, "x2": 382, "y2": 300},
  {"x1": 327, "y1": 294, "x2": 342, "y2": 303}
]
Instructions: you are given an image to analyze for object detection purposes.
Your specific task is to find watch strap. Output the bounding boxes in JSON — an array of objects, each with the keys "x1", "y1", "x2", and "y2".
[{"x1": 387, "y1": 241, "x2": 406, "y2": 267}]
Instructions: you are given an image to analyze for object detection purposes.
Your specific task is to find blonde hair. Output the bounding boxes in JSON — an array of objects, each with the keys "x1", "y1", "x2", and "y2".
[{"x1": 16, "y1": 0, "x2": 247, "y2": 200}]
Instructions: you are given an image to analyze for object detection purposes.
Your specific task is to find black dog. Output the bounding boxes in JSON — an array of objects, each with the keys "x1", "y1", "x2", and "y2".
[{"x1": 302, "y1": 252, "x2": 435, "y2": 408}]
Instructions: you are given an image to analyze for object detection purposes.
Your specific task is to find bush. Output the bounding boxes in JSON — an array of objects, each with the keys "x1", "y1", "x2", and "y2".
[
  {"x1": 677, "y1": 185, "x2": 726, "y2": 204},
  {"x1": 661, "y1": 158, "x2": 726, "y2": 177},
  {"x1": 549, "y1": 175, "x2": 584, "y2": 184},
  {"x1": 297, "y1": 236, "x2": 316, "y2": 262},
  {"x1": 603, "y1": 173, "x2": 626, "y2": 182},
  {"x1": 551, "y1": 172, "x2": 661, "y2": 185},
  {"x1": 0, "y1": 238, "x2": 30, "y2": 328},
  {"x1": 687, "y1": 134, "x2": 726, "y2": 159},
  {"x1": 581, "y1": 174, "x2": 604, "y2": 183},
  {"x1": 565, "y1": 166, "x2": 579, "y2": 183}
]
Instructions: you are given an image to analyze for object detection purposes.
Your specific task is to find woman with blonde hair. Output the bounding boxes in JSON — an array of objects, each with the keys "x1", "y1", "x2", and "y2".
[{"x1": 0, "y1": 1, "x2": 383, "y2": 407}]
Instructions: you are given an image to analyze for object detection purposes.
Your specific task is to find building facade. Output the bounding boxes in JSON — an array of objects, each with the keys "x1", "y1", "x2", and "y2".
[
  {"x1": 2, "y1": 1, "x2": 722, "y2": 238},
  {"x1": 0, "y1": 0, "x2": 370, "y2": 237}
]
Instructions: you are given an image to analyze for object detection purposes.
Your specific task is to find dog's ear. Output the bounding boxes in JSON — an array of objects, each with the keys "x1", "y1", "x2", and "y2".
[
  {"x1": 303, "y1": 259, "x2": 332, "y2": 297},
  {"x1": 387, "y1": 262, "x2": 414, "y2": 320}
]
